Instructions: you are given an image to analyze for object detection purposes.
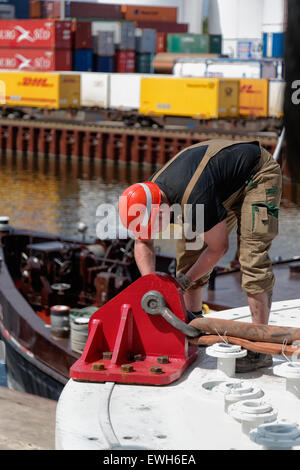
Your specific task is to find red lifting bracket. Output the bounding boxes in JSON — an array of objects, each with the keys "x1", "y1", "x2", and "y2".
[{"x1": 70, "y1": 273, "x2": 199, "y2": 386}]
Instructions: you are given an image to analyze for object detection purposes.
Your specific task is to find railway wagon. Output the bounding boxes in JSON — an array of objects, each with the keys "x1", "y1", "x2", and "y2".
[
  {"x1": 139, "y1": 77, "x2": 240, "y2": 119},
  {"x1": 0, "y1": 71, "x2": 80, "y2": 109}
]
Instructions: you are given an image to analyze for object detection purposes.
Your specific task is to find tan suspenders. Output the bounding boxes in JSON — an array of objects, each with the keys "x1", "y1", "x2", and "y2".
[{"x1": 152, "y1": 139, "x2": 260, "y2": 211}]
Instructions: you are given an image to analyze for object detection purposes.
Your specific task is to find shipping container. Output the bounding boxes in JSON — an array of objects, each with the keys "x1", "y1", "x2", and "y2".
[
  {"x1": 156, "y1": 32, "x2": 166, "y2": 53},
  {"x1": 239, "y1": 78, "x2": 269, "y2": 117},
  {"x1": 135, "y1": 28, "x2": 156, "y2": 54},
  {"x1": 65, "y1": 2, "x2": 122, "y2": 20},
  {"x1": 135, "y1": 53, "x2": 154, "y2": 73},
  {"x1": 7, "y1": 0, "x2": 30, "y2": 19},
  {"x1": 209, "y1": 35, "x2": 222, "y2": 54},
  {"x1": 134, "y1": 21, "x2": 188, "y2": 34},
  {"x1": 268, "y1": 79, "x2": 285, "y2": 117},
  {"x1": 0, "y1": 48, "x2": 72, "y2": 71},
  {"x1": 153, "y1": 53, "x2": 218, "y2": 74},
  {"x1": 93, "y1": 31, "x2": 115, "y2": 56},
  {"x1": 122, "y1": 5, "x2": 177, "y2": 23},
  {"x1": 95, "y1": 56, "x2": 114, "y2": 73},
  {"x1": 237, "y1": 40, "x2": 262, "y2": 59},
  {"x1": 73, "y1": 49, "x2": 93, "y2": 71},
  {"x1": 167, "y1": 34, "x2": 209, "y2": 54},
  {"x1": 91, "y1": 21, "x2": 135, "y2": 50},
  {"x1": 115, "y1": 50, "x2": 135, "y2": 73},
  {"x1": 109, "y1": 73, "x2": 173, "y2": 110},
  {"x1": 263, "y1": 32, "x2": 285, "y2": 58},
  {"x1": 139, "y1": 77, "x2": 240, "y2": 119},
  {"x1": 0, "y1": 19, "x2": 72, "y2": 49},
  {"x1": 30, "y1": 0, "x2": 42, "y2": 18},
  {"x1": 72, "y1": 21, "x2": 93, "y2": 50},
  {"x1": 0, "y1": 71, "x2": 80, "y2": 108},
  {"x1": 79, "y1": 72, "x2": 110, "y2": 108},
  {"x1": 0, "y1": 3, "x2": 15, "y2": 19},
  {"x1": 42, "y1": 1, "x2": 62, "y2": 19}
]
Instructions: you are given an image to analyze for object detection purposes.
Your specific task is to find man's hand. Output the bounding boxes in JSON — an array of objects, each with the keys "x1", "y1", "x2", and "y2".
[{"x1": 176, "y1": 272, "x2": 195, "y2": 292}]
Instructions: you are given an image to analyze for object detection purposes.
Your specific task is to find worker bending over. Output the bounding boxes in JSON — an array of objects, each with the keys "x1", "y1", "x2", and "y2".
[{"x1": 119, "y1": 140, "x2": 282, "y2": 372}]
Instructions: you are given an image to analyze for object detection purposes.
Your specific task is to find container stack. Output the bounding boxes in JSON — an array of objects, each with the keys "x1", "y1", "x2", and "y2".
[
  {"x1": 27, "y1": 1, "x2": 197, "y2": 73},
  {"x1": 72, "y1": 21, "x2": 93, "y2": 71},
  {"x1": 0, "y1": 19, "x2": 72, "y2": 71}
]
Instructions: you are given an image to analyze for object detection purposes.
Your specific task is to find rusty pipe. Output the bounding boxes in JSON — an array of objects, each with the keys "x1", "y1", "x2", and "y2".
[{"x1": 189, "y1": 317, "x2": 300, "y2": 345}]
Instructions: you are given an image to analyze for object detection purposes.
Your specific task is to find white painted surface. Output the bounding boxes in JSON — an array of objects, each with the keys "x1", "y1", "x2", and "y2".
[
  {"x1": 109, "y1": 74, "x2": 143, "y2": 110},
  {"x1": 56, "y1": 300, "x2": 300, "y2": 450},
  {"x1": 209, "y1": 0, "x2": 263, "y2": 39},
  {"x1": 262, "y1": 0, "x2": 285, "y2": 33},
  {"x1": 268, "y1": 80, "x2": 285, "y2": 117},
  {"x1": 80, "y1": 72, "x2": 110, "y2": 108}
]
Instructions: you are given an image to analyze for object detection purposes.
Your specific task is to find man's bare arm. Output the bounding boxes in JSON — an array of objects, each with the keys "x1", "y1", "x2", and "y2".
[
  {"x1": 186, "y1": 220, "x2": 228, "y2": 282},
  {"x1": 134, "y1": 239, "x2": 156, "y2": 276}
]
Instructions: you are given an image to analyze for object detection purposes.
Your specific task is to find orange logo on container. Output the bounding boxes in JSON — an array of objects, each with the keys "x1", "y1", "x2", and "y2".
[
  {"x1": 19, "y1": 77, "x2": 53, "y2": 87},
  {"x1": 240, "y1": 84, "x2": 261, "y2": 94}
]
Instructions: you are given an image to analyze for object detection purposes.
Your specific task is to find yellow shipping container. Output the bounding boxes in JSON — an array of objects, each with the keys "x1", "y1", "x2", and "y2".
[
  {"x1": 239, "y1": 79, "x2": 269, "y2": 118},
  {"x1": 0, "y1": 71, "x2": 80, "y2": 109},
  {"x1": 139, "y1": 77, "x2": 240, "y2": 119}
]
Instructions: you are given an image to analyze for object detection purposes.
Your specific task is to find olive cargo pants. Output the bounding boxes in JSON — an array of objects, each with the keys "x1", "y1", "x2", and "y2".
[{"x1": 176, "y1": 148, "x2": 282, "y2": 295}]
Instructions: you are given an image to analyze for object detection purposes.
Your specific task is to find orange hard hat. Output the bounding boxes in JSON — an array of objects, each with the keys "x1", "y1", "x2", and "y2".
[{"x1": 119, "y1": 182, "x2": 161, "y2": 240}]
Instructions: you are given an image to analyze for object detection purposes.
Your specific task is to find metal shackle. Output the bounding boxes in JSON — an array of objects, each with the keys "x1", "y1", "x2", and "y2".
[{"x1": 141, "y1": 290, "x2": 201, "y2": 338}]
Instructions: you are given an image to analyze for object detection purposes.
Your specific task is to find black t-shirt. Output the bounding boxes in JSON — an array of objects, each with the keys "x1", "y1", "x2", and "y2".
[{"x1": 149, "y1": 141, "x2": 261, "y2": 233}]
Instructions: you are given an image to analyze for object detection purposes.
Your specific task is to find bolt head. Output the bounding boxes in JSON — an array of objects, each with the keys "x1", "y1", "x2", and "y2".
[
  {"x1": 121, "y1": 364, "x2": 134, "y2": 373},
  {"x1": 102, "y1": 351, "x2": 113, "y2": 360},
  {"x1": 150, "y1": 366, "x2": 163, "y2": 374},
  {"x1": 157, "y1": 356, "x2": 169, "y2": 364},
  {"x1": 92, "y1": 362, "x2": 105, "y2": 371}
]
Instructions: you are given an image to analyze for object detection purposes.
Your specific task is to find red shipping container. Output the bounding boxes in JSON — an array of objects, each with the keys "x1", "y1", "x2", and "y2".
[
  {"x1": 156, "y1": 32, "x2": 167, "y2": 53},
  {"x1": 115, "y1": 50, "x2": 135, "y2": 73},
  {"x1": 72, "y1": 21, "x2": 93, "y2": 50},
  {"x1": 135, "y1": 21, "x2": 188, "y2": 33},
  {"x1": 68, "y1": 2, "x2": 123, "y2": 20},
  {"x1": 0, "y1": 19, "x2": 72, "y2": 49},
  {"x1": 0, "y1": 48, "x2": 72, "y2": 71},
  {"x1": 42, "y1": 1, "x2": 62, "y2": 19}
]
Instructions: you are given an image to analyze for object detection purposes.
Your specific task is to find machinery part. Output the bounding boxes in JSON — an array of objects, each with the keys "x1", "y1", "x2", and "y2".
[
  {"x1": 206, "y1": 343, "x2": 247, "y2": 378},
  {"x1": 141, "y1": 290, "x2": 200, "y2": 338},
  {"x1": 70, "y1": 273, "x2": 198, "y2": 386},
  {"x1": 228, "y1": 399, "x2": 277, "y2": 436},
  {"x1": 250, "y1": 421, "x2": 300, "y2": 450},
  {"x1": 273, "y1": 361, "x2": 300, "y2": 398}
]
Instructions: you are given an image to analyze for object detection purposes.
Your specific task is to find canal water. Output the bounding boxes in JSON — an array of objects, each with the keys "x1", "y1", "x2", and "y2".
[{"x1": 0, "y1": 153, "x2": 300, "y2": 265}]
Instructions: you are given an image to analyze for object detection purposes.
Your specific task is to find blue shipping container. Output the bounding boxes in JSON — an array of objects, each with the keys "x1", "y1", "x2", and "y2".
[
  {"x1": 263, "y1": 32, "x2": 285, "y2": 58},
  {"x1": 96, "y1": 56, "x2": 114, "y2": 73},
  {"x1": 73, "y1": 49, "x2": 93, "y2": 72},
  {"x1": 1, "y1": 0, "x2": 30, "y2": 18}
]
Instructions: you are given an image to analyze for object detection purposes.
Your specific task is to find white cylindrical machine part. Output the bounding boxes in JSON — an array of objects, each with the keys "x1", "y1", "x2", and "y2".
[
  {"x1": 206, "y1": 343, "x2": 247, "y2": 378},
  {"x1": 262, "y1": 0, "x2": 285, "y2": 33},
  {"x1": 220, "y1": 381, "x2": 264, "y2": 412},
  {"x1": 250, "y1": 421, "x2": 300, "y2": 450},
  {"x1": 50, "y1": 305, "x2": 70, "y2": 338},
  {"x1": 273, "y1": 362, "x2": 300, "y2": 399},
  {"x1": 228, "y1": 399, "x2": 278, "y2": 436},
  {"x1": 70, "y1": 317, "x2": 90, "y2": 354}
]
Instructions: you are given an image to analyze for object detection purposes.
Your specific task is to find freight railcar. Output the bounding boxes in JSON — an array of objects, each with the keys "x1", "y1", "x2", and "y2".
[{"x1": 0, "y1": 71, "x2": 285, "y2": 130}]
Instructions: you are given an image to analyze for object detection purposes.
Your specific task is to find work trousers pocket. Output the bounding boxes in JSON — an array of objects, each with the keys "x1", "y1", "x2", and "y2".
[{"x1": 251, "y1": 203, "x2": 279, "y2": 236}]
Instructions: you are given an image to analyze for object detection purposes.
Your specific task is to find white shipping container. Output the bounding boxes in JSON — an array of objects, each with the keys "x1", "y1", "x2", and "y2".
[
  {"x1": 268, "y1": 80, "x2": 285, "y2": 117},
  {"x1": 109, "y1": 73, "x2": 174, "y2": 110},
  {"x1": 207, "y1": 61, "x2": 261, "y2": 79},
  {"x1": 80, "y1": 72, "x2": 110, "y2": 108},
  {"x1": 173, "y1": 61, "x2": 207, "y2": 77}
]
